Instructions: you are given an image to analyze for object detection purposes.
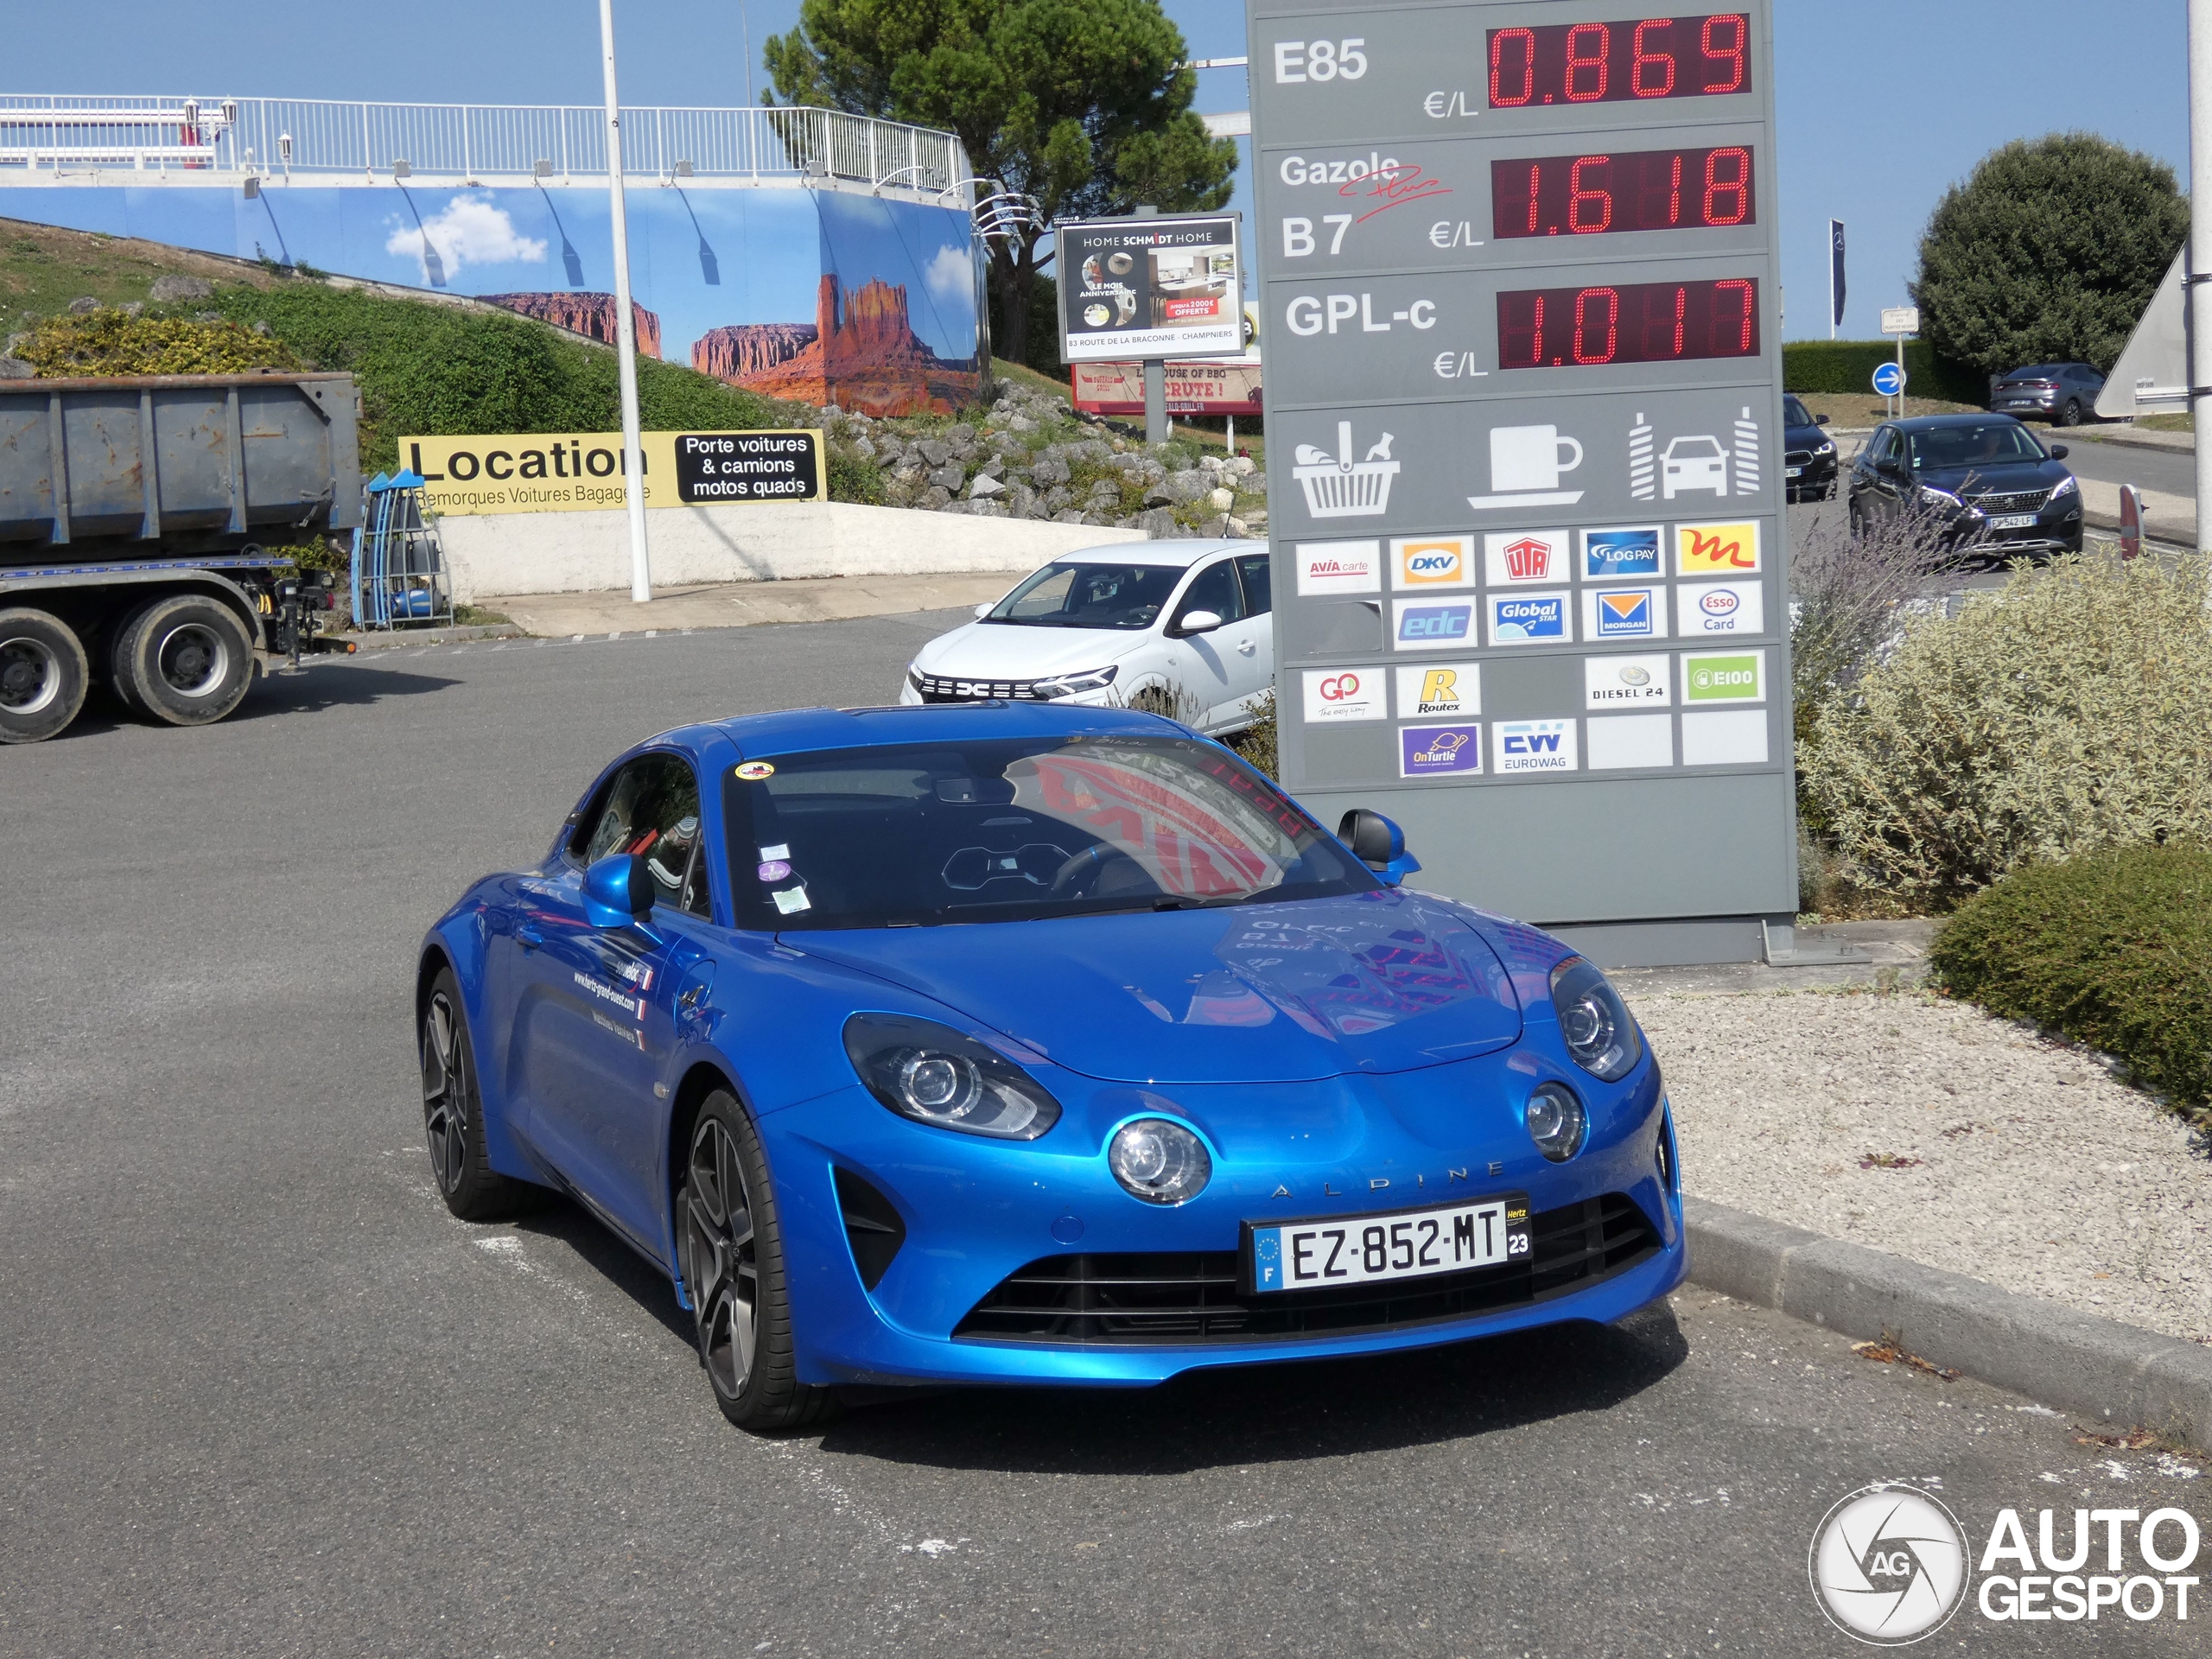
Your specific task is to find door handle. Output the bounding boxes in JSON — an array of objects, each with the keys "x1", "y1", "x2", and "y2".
[
  {"x1": 1236, "y1": 639, "x2": 1256, "y2": 655},
  {"x1": 516, "y1": 925, "x2": 544, "y2": 950}
]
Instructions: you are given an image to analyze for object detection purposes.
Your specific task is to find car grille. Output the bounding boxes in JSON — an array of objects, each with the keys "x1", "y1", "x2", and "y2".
[
  {"x1": 912, "y1": 672, "x2": 1049, "y2": 703},
  {"x1": 952, "y1": 1193, "x2": 1661, "y2": 1345},
  {"x1": 1784, "y1": 448, "x2": 1813, "y2": 467},
  {"x1": 1965, "y1": 488, "x2": 2050, "y2": 514}
]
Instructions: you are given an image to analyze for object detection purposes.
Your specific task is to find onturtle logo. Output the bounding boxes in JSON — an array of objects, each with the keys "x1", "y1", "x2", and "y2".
[{"x1": 1809, "y1": 1484, "x2": 1970, "y2": 1645}]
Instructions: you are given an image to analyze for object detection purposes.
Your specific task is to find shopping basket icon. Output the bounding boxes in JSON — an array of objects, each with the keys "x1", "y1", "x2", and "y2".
[{"x1": 1292, "y1": 422, "x2": 1400, "y2": 518}]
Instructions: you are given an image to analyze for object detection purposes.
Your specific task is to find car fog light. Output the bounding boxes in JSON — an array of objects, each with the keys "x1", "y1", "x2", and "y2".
[
  {"x1": 1526, "y1": 1083, "x2": 1587, "y2": 1163},
  {"x1": 1109, "y1": 1118, "x2": 1211, "y2": 1205}
]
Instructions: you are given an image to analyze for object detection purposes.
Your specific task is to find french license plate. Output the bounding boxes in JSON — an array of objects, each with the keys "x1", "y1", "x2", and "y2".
[
  {"x1": 2002, "y1": 400, "x2": 2036, "y2": 409},
  {"x1": 1784, "y1": 465, "x2": 1803, "y2": 478},
  {"x1": 1986, "y1": 512, "x2": 2038, "y2": 529},
  {"x1": 1245, "y1": 1193, "x2": 1531, "y2": 1293}
]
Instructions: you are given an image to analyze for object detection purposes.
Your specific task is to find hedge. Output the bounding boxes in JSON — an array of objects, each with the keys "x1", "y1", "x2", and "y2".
[
  {"x1": 1783, "y1": 339, "x2": 1987, "y2": 404},
  {"x1": 1929, "y1": 843, "x2": 2212, "y2": 1117}
]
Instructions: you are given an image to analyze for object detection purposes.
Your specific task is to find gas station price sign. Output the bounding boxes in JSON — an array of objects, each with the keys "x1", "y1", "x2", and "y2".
[{"x1": 1248, "y1": 0, "x2": 1797, "y2": 963}]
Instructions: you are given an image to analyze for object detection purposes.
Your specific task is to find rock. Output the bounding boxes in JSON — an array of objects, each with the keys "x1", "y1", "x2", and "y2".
[
  {"x1": 1006, "y1": 483, "x2": 1039, "y2": 518},
  {"x1": 978, "y1": 455, "x2": 1006, "y2": 480},
  {"x1": 1029, "y1": 454, "x2": 1071, "y2": 486},
  {"x1": 968, "y1": 499, "x2": 1008, "y2": 518},
  {"x1": 968, "y1": 474, "x2": 1006, "y2": 499},
  {"x1": 1053, "y1": 509, "x2": 1089, "y2": 525},
  {"x1": 948, "y1": 427, "x2": 977, "y2": 454},
  {"x1": 1008, "y1": 414, "x2": 1037, "y2": 434},
  {"x1": 849, "y1": 435, "x2": 877, "y2": 460},
  {"x1": 1143, "y1": 488, "x2": 1173, "y2": 509},
  {"x1": 1224, "y1": 516, "x2": 1249, "y2": 537},
  {"x1": 821, "y1": 404, "x2": 842, "y2": 421},
  {"x1": 149, "y1": 273, "x2": 215, "y2": 302},
  {"x1": 67, "y1": 296, "x2": 99, "y2": 314},
  {"x1": 928, "y1": 464, "x2": 967, "y2": 492},
  {"x1": 1229, "y1": 455, "x2": 1255, "y2": 477},
  {"x1": 1138, "y1": 507, "x2": 1179, "y2": 538},
  {"x1": 1198, "y1": 516, "x2": 1231, "y2": 538},
  {"x1": 1043, "y1": 486, "x2": 1073, "y2": 512},
  {"x1": 193, "y1": 310, "x2": 221, "y2": 322},
  {"x1": 1209, "y1": 487, "x2": 1236, "y2": 512},
  {"x1": 121, "y1": 302, "x2": 144, "y2": 319},
  {"x1": 922, "y1": 485, "x2": 953, "y2": 510},
  {"x1": 918, "y1": 438, "x2": 952, "y2": 467},
  {"x1": 251, "y1": 321, "x2": 271, "y2": 335},
  {"x1": 1248, "y1": 471, "x2": 1268, "y2": 493},
  {"x1": 1163, "y1": 472, "x2": 1214, "y2": 505},
  {"x1": 0, "y1": 356, "x2": 33, "y2": 379}
]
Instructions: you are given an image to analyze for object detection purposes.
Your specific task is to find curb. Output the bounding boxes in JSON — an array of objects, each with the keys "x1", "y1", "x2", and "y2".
[
  {"x1": 2077, "y1": 428, "x2": 2194, "y2": 456},
  {"x1": 1683, "y1": 1195, "x2": 2212, "y2": 1448},
  {"x1": 333, "y1": 622, "x2": 525, "y2": 651}
]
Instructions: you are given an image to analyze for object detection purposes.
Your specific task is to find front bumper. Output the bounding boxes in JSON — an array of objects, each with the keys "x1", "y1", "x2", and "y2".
[
  {"x1": 758, "y1": 1058, "x2": 1686, "y2": 1389},
  {"x1": 1784, "y1": 449, "x2": 1837, "y2": 497}
]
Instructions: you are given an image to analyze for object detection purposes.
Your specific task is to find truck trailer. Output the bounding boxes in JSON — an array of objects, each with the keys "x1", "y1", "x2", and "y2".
[{"x1": 0, "y1": 372, "x2": 361, "y2": 743}]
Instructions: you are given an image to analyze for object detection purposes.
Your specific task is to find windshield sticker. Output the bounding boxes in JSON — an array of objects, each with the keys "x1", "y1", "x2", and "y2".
[
  {"x1": 1009, "y1": 750, "x2": 1289, "y2": 898},
  {"x1": 734, "y1": 761, "x2": 776, "y2": 780},
  {"x1": 772, "y1": 887, "x2": 811, "y2": 914},
  {"x1": 758, "y1": 842, "x2": 790, "y2": 861},
  {"x1": 756, "y1": 860, "x2": 793, "y2": 882}
]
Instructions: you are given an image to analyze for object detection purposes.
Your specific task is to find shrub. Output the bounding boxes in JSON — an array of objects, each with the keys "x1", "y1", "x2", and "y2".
[
  {"x1": 1803, "y1": 554, "x2": 2212, "y2": 906},
  {"x1": 1231, "y1": 687, "x2": 1278, "y2": 779},
  {"x1": 1930, "y1": 843, "x2": 2212, "y2": 1117},
  {"x1": 20, "y1": 308, "x2": 297, "y2": 376},
  {"x1": 1782, "y1": 340, "x2": 1984, "y2": 404}
]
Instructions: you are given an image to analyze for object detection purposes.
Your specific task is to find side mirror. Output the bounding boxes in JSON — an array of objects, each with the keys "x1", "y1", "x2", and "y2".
[
  {"x1": 973, "y1": 602, "x2": 993, "y2": 620},
  {"x1": 583, "y1": 852, "x2": 654, "y2": 928},
  {"x1": 1338, "y1": 808, "x2": 1422, "y2": 887},
  {"x1": 2049, "y1": 444, "x2": 2069, "y2": 460},
  {"x1": 1815, "y1": 413, "x2": 1830, "y2": 426},
  {"x1": 1174, "y1": 608, "x2": 1224, "y2": 637}
]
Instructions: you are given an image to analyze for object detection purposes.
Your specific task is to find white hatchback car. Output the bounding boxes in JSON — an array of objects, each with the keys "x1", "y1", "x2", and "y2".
[{"x1": 899, "y1": 539, "x2": 1273, "y2": 734}]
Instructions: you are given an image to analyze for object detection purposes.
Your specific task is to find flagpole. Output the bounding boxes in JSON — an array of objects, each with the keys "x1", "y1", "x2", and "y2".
[{"x1": 601, "y1": 0, "x2": 652, "y2": 603}]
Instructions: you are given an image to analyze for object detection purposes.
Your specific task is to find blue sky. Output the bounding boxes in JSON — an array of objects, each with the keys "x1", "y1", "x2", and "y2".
[{"x1": 5, "y1": 1, "x2": 2192, "y2": 341}]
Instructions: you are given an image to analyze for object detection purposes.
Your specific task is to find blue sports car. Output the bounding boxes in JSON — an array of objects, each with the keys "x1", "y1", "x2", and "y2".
[{"x1": 417, "y1": 702, "x2": 1685, "y2": 1430}]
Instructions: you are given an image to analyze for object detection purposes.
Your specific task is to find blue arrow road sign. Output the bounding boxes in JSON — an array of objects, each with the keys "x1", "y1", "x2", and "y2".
[{"x1": 1872, "y1": 361, "x2": 1907, "y2": 397}]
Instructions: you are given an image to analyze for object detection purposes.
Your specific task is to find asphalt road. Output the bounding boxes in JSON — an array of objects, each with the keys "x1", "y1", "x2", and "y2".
[
  {"x1": 3, "y1": 615, "x2": 2204, "y2": 1657},
  {"x1": 2063, "y1": 434, "x2": 2196, "y2": 505}
]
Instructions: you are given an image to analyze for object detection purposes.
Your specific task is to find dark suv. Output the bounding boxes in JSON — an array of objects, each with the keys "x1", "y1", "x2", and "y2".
[
  {"x1": 1989, "y1": 363, "x2": 2104, "y2": 426},
  {"x1": 1783, "y1": 394, "x2": 1837, "y2": 501},
  {"x1": 1849, "y1": 413, "x2": 2081, "y2": 561}
]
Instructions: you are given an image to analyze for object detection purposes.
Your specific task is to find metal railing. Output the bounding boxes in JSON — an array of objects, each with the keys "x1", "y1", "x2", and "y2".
[{"x1": 0, "y1": 94, "x2": 973, "y2": 197}]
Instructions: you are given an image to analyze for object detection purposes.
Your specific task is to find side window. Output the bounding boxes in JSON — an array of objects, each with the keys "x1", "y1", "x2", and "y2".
[
  {"x1": 1235, "y1": 553, "x2": 1273, "y2": 617},
  {"x1": 574, "y1": 754, "x2": 703, "y2": 911},
  {"x1": 1174, "y1": 559, "x2": 1245, "y2": 628},
  {"x1": 1867, "y1": 427, "x2": 1897, "y2": 467}
]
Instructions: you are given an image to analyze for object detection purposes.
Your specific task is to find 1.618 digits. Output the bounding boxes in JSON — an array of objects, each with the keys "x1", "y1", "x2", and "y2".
[
  {"x1": 1488, "y1": 15, "x2": 1751, "y2": 108},
  {"x1": 1493, "y1": 146, "x2": 1754, "y2": 238},
  {"x1": 1497, "y1": 279, "x2": 1760, "y2": 369}
]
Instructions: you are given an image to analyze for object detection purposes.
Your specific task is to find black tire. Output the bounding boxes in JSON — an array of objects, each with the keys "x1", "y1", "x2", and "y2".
[
  {"x1": 115, "y1": 594, "x2": 253, "y2": 727},
  {"x1": 419, "y1": 967, "x2": 533, "y2": 1222},
  {"x1": 678, "y1": 1091, "x2": 836, "y2": 1433},
  {"x1": 2058, "y1": 398, "x2": 2082, "y2": 428},
  {"x1": 0, "y1": 607, "x2": 89, "y2": 744}
]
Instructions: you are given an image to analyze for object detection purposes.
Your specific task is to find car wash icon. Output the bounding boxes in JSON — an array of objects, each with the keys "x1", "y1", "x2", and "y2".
[
  {"x1": 1466, "y1": 423, "x2": 1585, "y2": 511},
  {"x1": 1629, "y1": 407, "x2": 1763, "y2": 502},
  {"x1": 1293, "y1": 421, "x2": 1401, "y2": 518}
]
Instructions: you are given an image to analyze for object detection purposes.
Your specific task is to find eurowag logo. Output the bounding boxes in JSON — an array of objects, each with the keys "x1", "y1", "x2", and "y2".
[
  {"x1": 1394, "y1": 600, "x2": 1474, "y2": 650},
  {"x1": 1487, "y1": 592, "x2": 1568, "y2": 645},
  {"x1": 1494, "y1": 719, "x2": 1575, "y2": 773}
]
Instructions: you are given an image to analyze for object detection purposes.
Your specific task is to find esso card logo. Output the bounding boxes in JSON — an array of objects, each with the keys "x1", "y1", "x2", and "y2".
[
  {"x1": 1682, "y1": 649, "x2": 1764, "y2": 702},
  {"x1": 1485, "y1": 592, "x2": 1570, "y2": 645},
  {"x1": 1482, "y1": 529, "x2": 1568, "y2": 586},
  {"x1": 1399, "y1": 724, "x2": 1484, "y2": 779},
  {"x1": 1584, "y1": 652, "x2": 1671, "y2": 709},
  {"x1": 1295, "y1": 538, "x2": 1381, "y2": 595},
  {"x1": 1393, "y1": 534, "x2": 1472, "y2": 588},
  {"x1": 1395, "y1": 661, "x2": 1478, "y2": 717},
  {"x1": 1584, "y1": 585, "x2": 1666, "y2": 640},
  {"x1": 1393, "y1": 600, "x2": 1475, "y2": 650},
  {"x1": 1301, "y1": 666, "x2": 1384, "y2": 722},
  {"x1": 1682, "y1": 580, "x2": 1764, "y2": 633},
  {"x1": 1494, "y1": 719, "x2": 1577, "y2": 774},
  {"x1": 1581, "y1": 525, "x2": 1663, "y2": 580},
  {"x1": 1676, "y1": 520, "x2": 1763, "y2": 575}
]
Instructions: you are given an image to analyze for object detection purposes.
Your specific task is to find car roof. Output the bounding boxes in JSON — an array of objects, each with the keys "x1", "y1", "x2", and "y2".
[
  {"x1": 1042, "y1": 537, "x2": 1250, "y2": 569},
  {"x1": 1884, "y1": 412, "x2": 2032, "y2": 431},
  {"x1": 682, "y1": 699, "x2": 1191, "y2": 760}
]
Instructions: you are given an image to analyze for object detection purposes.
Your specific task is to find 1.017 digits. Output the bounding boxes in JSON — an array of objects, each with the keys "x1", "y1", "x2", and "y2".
[
  {"x1": 1497, "y1": 279, "x2": 1759, "y2": 369},
  {"x1": 1493, "y1": 146, "x2": 1754, "y2": 238}
]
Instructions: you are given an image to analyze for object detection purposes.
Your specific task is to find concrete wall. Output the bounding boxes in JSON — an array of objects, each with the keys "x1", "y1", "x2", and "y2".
[{"x1": 438, "y1": 501, "x2": 1147, "y2": 602}]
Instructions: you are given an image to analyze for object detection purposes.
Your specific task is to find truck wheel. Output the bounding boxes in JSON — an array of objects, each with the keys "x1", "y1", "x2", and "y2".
[
  {"x1": 0, "y1": 607, "x2": 89, "y2": 744},
  {"x1": 115, "y1": 594, "x2": 253, "y2": 727}
]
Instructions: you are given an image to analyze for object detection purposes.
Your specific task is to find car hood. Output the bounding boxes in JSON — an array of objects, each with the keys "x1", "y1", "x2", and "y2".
[
  {"x1": 1916, "y1": 460, "x2": 2065, "y2": 493},
  {"x1": 788, "y1": 888, "x2": 1526, "y2": 1084},
  {"x1": 912, "y1": 620, "x2": 1151, "y2": 680},
  {"x1": 1783, "y1": 423, "x2": 1829, "y2": 447}
]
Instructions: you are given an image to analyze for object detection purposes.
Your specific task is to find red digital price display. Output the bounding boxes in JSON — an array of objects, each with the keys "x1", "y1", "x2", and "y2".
[
  {"x1": 1492, "y1": 146, "x2": 1754, "y2": 239},
  {"x1": 1487, "y1": 15, "x2": 1751, "y2": 108},
  {"x1": 1497, "y1": 279, "x2": 1760, "y2": 369}
]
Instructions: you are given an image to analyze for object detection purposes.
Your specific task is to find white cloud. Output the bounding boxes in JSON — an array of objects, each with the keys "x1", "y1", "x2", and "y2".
[
  {"x1": 385, "y1": 194, "x2": 546, "y2": 282},
  {"x1": 923, "y1": 243, "x2": 974, "y2": 307}
]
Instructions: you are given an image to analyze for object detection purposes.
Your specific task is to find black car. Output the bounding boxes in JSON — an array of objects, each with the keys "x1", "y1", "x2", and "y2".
[
  {"x1": 1783, "y1": 393, "x2": 1837, "y2": 501},
  {"x1": 1989, "y1": 362, "x2": 2104, "y2": 426},
  {"x1": 1848, "y1": 413, "x2": 2082, "y2": 560}
]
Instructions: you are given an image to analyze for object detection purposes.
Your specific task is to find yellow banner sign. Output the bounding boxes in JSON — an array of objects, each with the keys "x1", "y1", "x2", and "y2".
[{"x1": 397, "y1": 429, "x2": 823, "y2": 516}]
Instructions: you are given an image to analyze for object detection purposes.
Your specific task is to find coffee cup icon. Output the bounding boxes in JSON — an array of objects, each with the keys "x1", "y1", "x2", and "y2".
[{"x1": 1469, "y1": 423, "x2": 1589, "y2": 510}]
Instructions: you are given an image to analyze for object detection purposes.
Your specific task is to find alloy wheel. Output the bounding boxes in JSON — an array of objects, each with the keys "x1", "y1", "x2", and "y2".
[
  {"x1": 420, "y1": 990, "x2": 472, "y2": 1195},
  {"x1": 683, "y1": 1116, "x2": 760, "y2": 1399}
]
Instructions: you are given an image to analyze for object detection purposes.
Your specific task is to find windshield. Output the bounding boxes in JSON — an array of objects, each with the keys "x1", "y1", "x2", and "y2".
[
  {"x1": 1907, "y1": 423, "x2": 2048, "y2": 470},
  {"x1": 1783, "y1": 396, "x2": 1814, "y2": 426},
  {"x1": 721, "y1": 734, "x2": 1377, "y2": 929},
  {"x1": 986, "y1": 563, "x2": 1185, "y2": 630},
  {"x1": 2002, "y1": 365, "x2": 2058, "y2": 381}
]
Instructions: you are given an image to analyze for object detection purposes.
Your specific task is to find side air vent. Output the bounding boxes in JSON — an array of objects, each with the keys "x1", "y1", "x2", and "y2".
[{"x1": 833, "y1": 1168, "x2": 906, "y2": 1290}]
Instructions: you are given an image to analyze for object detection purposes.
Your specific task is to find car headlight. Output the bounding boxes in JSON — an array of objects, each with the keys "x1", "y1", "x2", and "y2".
[
  {"x1": 1525, "y1": 1082, "x2": 1588, "y2": 1163},
  {"x1": 1108, "y1": 1118, "x2": 1211, "y2": 1204},
  {"x1": 906, "y1": 664, "x2": 925, "y2": 690},
  {"x1": 1549, "y1": 957, "x2": 1643, "y2": 1082},
  {"x1": 1031, "y1": 664, "x2": 1119, "y2": 701},
  {"x1": 1917, "y1": 483, "x2": 1964, "y2": 510},
  {"x1": 842, "y1": 1014, "x2": 1061, "y2": 1139},
  {"x1": 1814, "y1": 439, "x2": 1834, "y2": 455},
  {"x1": 2048, "y1": 474, "x2": 2077, "y2": 501}
]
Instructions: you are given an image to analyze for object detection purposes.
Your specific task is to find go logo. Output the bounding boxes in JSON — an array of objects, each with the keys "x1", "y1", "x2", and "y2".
[{"x1": 1319, "y1": 672, "x2": 1363, "y2": 702}]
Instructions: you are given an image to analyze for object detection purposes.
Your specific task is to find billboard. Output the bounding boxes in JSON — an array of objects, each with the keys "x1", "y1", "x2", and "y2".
[
  {"x1": 1072, "y1": 358, "x2": 1262, "y2": 416},
  {"x1": 398, "y1": 429, "x2": 822, "y2": 515},
  {"x1": 0, "y1": 181, "x2": 979, "y2": 416},
  {"x1": 1057, "y1": 214, "x2": 1243, "y2": 361}
]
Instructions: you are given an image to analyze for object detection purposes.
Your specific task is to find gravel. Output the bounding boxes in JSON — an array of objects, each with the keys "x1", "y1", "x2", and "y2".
[{"x1": 1630, "y1": 987, "x2": 2212, "y2": 1344}]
